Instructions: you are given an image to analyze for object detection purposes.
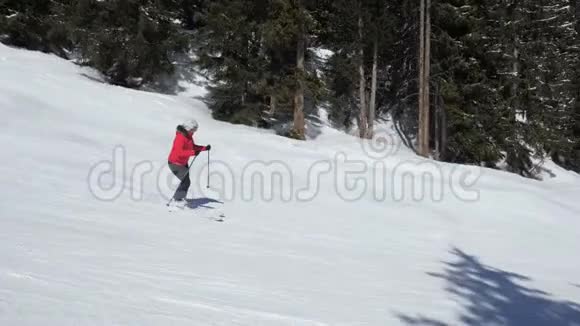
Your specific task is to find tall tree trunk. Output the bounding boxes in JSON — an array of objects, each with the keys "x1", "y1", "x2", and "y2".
[
  {"x1": 418, "y1": 0, "x2": 426, "y2": 156},
  {"x1": 418, "y1": 0, "x2": 430, "y2": 157},
  {"x1": 441, "y1": 95, "x2": 448, "y2": 161},
  {"x1": 269, "y1": 95, "x2": 277, "y2": 115},
  {"x1": 367, "y1": 36, "x2": 378, "y2": 139},
  {"x1": 242, "y1": 82, "x2": 247, "y2": 106},
  {"x1": 423, "y1": 0, "x2": 431, "y2": 155},
  {"x1": 509, "y1": 2, "x2": 520, "y2": 122},
  {"x1": 292, "y1": 28, "x2": 306, "y2": 140},
  {"x1": 434, "y1": 82, "x2": 440, "y2": 160},
  {"x1": 358, "y1": 5, "x2": 367, "y2": 138},
  {"x1": 434, "y1": 81, "x2": 447, "y2": 161},
  {"x1": 512, "y1": 38, "x2": 520, "y2": 121}
]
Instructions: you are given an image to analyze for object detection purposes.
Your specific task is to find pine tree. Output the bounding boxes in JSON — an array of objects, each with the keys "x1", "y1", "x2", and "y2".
[
  {"x1": 431, "y1": 0, "x2": 503, "y2": 165},
  {"x1": 196, "y1": 0, "x2": 270, "y2": 125},
  {"x1": 321, "y1": 0, "x2": 396, "y2": 138},
  {"x1": 69, "y1": 0, "x2": 186, "y2": 87},
  {"x1": 197, "y1": 0, "x2": 322, "y2": 136},
  {"x1": 0, "y1": 0, "x2": 71, "y2": 57},
  {"x1": 552, "y1": 0, "x2": 580, "y2": 171}
]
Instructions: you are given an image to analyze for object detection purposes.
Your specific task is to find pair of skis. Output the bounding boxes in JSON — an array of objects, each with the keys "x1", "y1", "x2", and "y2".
[{"x1": 167, "y1": 201, "x2": 225, "y2": 222}]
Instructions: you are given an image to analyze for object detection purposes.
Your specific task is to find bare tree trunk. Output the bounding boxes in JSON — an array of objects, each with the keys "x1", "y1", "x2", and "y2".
[
  {"x1": 418, "y1": 0, "x2": 426, "y2": 156},
  {"x1": 509, "y1": 1, "x2": 521, "y2": 123},
  {"x1": 242, "y1": 82, "x2": 247, "y2": 106},
  {"x1": 440, "y1": 95, "x2": 447, "y2": 161},
  {"x1": 434, "y1": 82, "x2": 440, "y2": 160},
  {"x1": 418, "y1": 0, "x2": 430, "y2": 157},
  {"x1": 423, "y1": 0, "x2": 431, "y2": 155},
  {"x1": 269, "y1": 94, "x2": 277, "y2": 115},
  {"x1": 512, "y1": 38, "x2": 520, "y2": 121},
  {"x1": 434, "y1": 81, "x2": 447, "y2": 161},
  {"x1": 292, "y1": 29, "x2": 306, "y2": 140},
  {"x1": 358, "y1": 6, "x2": 367, "y2": 139},
  {"x1": 367, "y1": 36, "x2": 378, "y2": 139}
]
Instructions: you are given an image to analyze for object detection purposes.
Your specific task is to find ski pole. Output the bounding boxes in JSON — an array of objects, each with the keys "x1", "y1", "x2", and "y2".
[
  {"x1": 190, "y1": 153, "x2": 200, "y2": 168},
  {"x1": 207, "y1": 148, "x2": 211, "y2": 189}
]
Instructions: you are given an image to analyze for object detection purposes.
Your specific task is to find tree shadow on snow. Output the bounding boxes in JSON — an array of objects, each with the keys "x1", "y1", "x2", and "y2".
[
  {"x1": 185, "y1": 197, "x2": 224, "y2": 210},
  {"x1": 397, "y1": 247, "x2": 580, "y2": 326}
]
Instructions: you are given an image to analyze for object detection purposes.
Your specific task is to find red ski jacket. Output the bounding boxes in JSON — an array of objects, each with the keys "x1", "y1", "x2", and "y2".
[{"x1": 168, "y1": 127, "x2": 206, "y2": 166}]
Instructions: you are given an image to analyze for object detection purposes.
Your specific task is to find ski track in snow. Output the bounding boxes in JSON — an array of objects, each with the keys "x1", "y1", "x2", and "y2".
[{"x1": 1, "y1": 43, "x2": 580, "y2": 325}]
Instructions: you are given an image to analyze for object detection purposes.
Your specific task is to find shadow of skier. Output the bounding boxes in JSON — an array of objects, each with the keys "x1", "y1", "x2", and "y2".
[{"x1": 185, "y1": 197, "x2": 224, "y2": 210}]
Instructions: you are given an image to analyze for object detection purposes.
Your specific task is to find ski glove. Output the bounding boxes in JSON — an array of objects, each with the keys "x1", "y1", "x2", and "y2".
[{"x1": 205, "y1": 144, "x2": 212, "y2": 151}]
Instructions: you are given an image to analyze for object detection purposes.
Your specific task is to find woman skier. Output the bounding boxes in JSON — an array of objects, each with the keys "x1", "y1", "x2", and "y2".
[{"x1": 167, "y1": 119, "x2": 211, "y2": 207}]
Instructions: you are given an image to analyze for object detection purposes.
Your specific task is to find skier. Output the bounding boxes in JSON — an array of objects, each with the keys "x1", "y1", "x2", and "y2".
[{"x1": 167, "y1": 119, "x2": 211, "y2": 207}]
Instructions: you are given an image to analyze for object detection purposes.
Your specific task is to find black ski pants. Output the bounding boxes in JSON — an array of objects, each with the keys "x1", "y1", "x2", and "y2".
[{"x1": 168, "y1": 162, "x2": 190, "y2": 201}]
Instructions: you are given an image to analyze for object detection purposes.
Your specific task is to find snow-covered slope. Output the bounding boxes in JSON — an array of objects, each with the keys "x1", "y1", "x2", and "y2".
[{"x1": 1, "y1": 44, "x2": 580, "y2": 325}]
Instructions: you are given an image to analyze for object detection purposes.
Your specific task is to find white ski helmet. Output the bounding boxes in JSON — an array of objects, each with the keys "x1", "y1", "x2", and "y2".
[{"x1": 182, "y1": 119, "x2": 199, "y2": 131}]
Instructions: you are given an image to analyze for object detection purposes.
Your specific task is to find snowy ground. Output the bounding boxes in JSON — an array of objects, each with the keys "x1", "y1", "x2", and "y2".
[{"x1": 1, "y1": 43, "x2": 580, "y2": 325}]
